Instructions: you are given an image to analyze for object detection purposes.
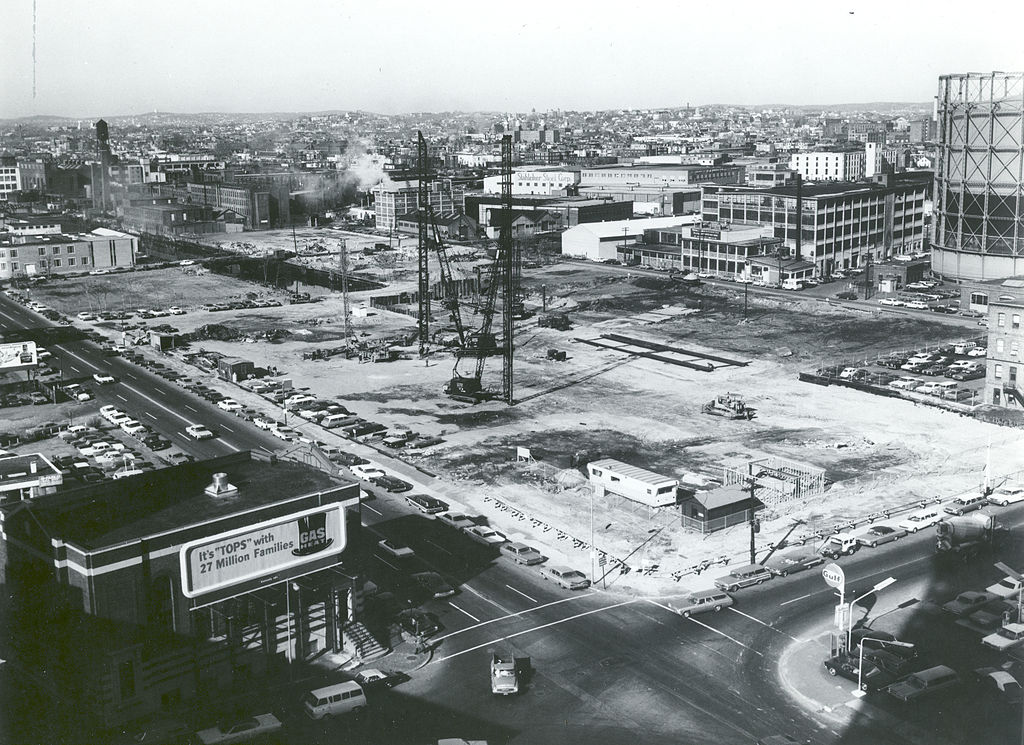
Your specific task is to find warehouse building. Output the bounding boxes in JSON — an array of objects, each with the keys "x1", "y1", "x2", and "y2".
[{"x1": 561, "y1": 215, "x2": 701, "y2": 262}]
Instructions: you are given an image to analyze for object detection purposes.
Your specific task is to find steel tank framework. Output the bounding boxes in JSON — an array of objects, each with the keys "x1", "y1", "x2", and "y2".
[{"x1": 934, "y1": 72, "x2": 1024, "y2": 280}]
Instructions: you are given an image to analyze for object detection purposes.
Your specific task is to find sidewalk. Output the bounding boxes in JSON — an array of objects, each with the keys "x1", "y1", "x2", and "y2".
[{"x1": 777, "y1": 626, "x2": 959, "y2": 745}]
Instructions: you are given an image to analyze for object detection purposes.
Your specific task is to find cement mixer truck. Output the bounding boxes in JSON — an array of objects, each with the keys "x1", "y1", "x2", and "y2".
[{"x1": 935, "y1": 512, "x2": 1005, "y2": 560}]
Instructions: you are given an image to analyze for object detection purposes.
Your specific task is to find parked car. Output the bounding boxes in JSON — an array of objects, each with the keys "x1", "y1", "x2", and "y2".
[
  {"x1": 354, "y1": 668, "x2": 408, "y2": 691},
  {"x1": 398, "y1": 609, "x2": 439, "y2": 637},
  {"x1": 370, "y1": 474, "x2": 413, "y2": 493},
  {"x1": 764, "y1": 550, "x2": 824, "y2": 577},
  {"x1": 540, "y1": 566, "x2": 591, "y2": 590},
  {"x1": 987, "y1": 575, "x2": 1024, "y2": 599},
  {"x1": 878, "y1": 298, "x2": 904, "y2": 307},
  {"x1": 92, "y1": 373, "x2": 116, "y2": 385},
  {"x1": 436, "y1": 512, "x2": 475, "y2": 530},
  {"x1": 823, "y1": 653, "x2": 900, "y2": 692},
  {"x1": 463, "y1": 525, "x2": 508, "y2": 546},
  {"x1": 405, "y1": 494, "x2": 449, "y2": 514},
  {"x1": 951, "y1": 367, "x2": 985, "y2": 381},
  {"x1": 943, "y1": 590, "x2": 1000, "y2": 616},
  {"x1": 889, "y1": 377, "x2": 922, "y2": 390},
  {"x1": 252, "y1": 417, "x2": 275, "y2": 430},
  {"x1": 943, "y1": 493, "x2": 988, "y2": 515},
  {"x1": 501, "y1": 542, "x2": 546, "y2": 565},
  {"x1": 972, "y1": 667, "x2": 1023, "y2": 704},
  {"x1": 411, "y1": 571, "x2": 456, "y2": 599},
  {"x1": 983, "y1": 623, "x2": 1024, "y2": 652},
  {"x1": 216, "y1": 398, "x2": 242, "y2": 412},
  {"x1": 886, "y1": 666, "x2": 960, "y2": 701},
  {"x1": 988, "y1": 484, "x2": 1024, "y2": 506},
  {"x1": 897, "y1": 509, "x2": 943, "y2": 533},
  {"x1": 350, "y1": 463, "x2": 386, "y2": 480},
  {"x1": 196, "y1": 714, "x2": 282, "y2": 745},
  {"x1": 856, "y1": 525, "x2": 907, "y2": 547}
]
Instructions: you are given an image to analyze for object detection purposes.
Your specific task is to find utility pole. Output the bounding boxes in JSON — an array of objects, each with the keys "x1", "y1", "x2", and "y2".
[
  {"x1": 339, "y1": 239, "x2": 352, "y2": 353},
  {"x1": 748, "y1": 477, "x2": 758, "y2": 565},
  {"x1": 416, "y1": 131, "x2": 431, "y2": 357},
  {"x1": 500, "y1": 135, "x2": 514, "y2": 405}
]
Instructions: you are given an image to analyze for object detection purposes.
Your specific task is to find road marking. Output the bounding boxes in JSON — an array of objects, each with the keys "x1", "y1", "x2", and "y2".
[
  {"x1": 729, "y1": 607, "x2": 801, "y2": 641},
  {"x1": 685, "y1": 617, "x2": 764, "y2": 657},
  {"x1": 434, "y1": 598, "x2": 638, "y2": 663},
  {"x1": 116, "y1": 380, "x2": 243, "y2": 453},
  {"x1": 145, "y1": 412, "x2": 157, "y2": 420},
  {"x1": 125, "y1": 372, "x2": 137, "y2": 379},
  {"x1": 781, "y1": 592, "x2": 813, "y2": 606},
  {"x1": 461, "y1": 583, "x2": 515, "y2": 616},
  {"x1": 643, "y1": 598, "x2": 763, "y2": 655},
  {"x1": 435, "y1": 594, "x2": 598, "y2": 643},
  {"x1": 155, "y1": 388, "x2": 166, "y2": 396},
  {"x1": 116, "y1": 394, "x2": 128, "y2": 402},
  {"x1": 374, "y1": 555, "x2": 399, "y2": 572},
  {"x1": 221, "y1": 424, "x2": 234, "y2": 433},
  {"x1": 185, "y1": 404, "x2": 197, "y2": 412},
  {"x1": 69, "y1": 365, "x2": 80, "y2": 372},
  {"x1": 449, "y1": 602, "x2": 481, "y2": 623},
  {"x1": 505, "y1": 585, "x2": 537, "y2": 603},
  {"x1": 363, "y1": 503, "x2": 382, "y2": 516}
]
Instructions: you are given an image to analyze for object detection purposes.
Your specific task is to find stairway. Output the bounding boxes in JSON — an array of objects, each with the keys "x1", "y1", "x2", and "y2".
[{"x1": 343, "y1": 621, "x2": 389, "y2": 662}]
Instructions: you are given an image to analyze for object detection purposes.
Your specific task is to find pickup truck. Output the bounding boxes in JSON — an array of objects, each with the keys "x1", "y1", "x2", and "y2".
[{"x1": 491, "y1": 653, "x2": 520, "y2": 695}]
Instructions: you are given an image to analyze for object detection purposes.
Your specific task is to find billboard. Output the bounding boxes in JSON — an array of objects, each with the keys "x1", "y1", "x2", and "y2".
[
  {"x1": 0, "y1": 341, "x2": 38, "y2": 372},
  {"x1": 180, "y1": 503, "x2": 346, "y2": 598}
]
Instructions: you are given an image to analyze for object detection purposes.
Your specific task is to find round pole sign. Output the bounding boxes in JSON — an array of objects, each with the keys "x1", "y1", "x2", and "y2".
[{"x1": 821, "y1": 563, "x2": 845, "y2": 589}]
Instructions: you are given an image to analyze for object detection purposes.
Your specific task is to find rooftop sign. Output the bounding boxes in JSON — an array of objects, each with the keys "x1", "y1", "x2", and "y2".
[{"x1": 180, "y1": 503, "x2": 346, "y2": 598}]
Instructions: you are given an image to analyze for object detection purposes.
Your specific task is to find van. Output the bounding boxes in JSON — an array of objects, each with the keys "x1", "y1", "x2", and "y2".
[
  {"x1": 781, "y1": 278, "x2": 804, "y2": 291},
  {"x1": 303, "y1": 681, "x2": 367, "y2": 719},
  {"x1": 321, "y1": 413, "x2": 358, "y2": 429},
  {"x1": 886, "y1": 665, "x2": 959, "y2": 701}
]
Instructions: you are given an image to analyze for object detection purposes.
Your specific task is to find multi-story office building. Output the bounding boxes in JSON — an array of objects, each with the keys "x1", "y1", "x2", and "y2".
[
  {"x1": 580, "y1": 163, "x2": 744, "y2": 190},
  {"x1": 0, "y1": 227, "x2": 136, "y2": 280},
  {"x1": 371, "y1": 177, "x2": 465, "y2": 231},
  {"x1": 0, "y1": 163, "x2": 22, "y2": 200},
  {"x1": 789, "y1": 150, "x2": 867, "y2": 181},
  {"x1": 985, "y1": 292, "x2": 1024, "y2": 408},
  {"x1": 701, "y1": 174, "x2": 930, "y2": 275}
]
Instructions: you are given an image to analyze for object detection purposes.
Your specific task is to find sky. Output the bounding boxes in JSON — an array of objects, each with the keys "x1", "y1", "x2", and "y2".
[{"x1": 2, "y1": 0, "x2": 1024, "y2": 119}]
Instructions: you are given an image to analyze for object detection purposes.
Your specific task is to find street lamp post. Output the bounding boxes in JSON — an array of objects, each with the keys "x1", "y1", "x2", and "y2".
[{"x1": 847, "y1": 577, "x2": 897, "y2": 651}]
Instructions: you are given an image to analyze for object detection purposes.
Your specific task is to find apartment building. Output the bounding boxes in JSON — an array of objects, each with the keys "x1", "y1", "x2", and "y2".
[
  {"x1": 986, "y1": 292, "x2": 1024, "y2": 408},
  {"x1": 701, "y1": 174, "x2": 930, "y2": 275}
]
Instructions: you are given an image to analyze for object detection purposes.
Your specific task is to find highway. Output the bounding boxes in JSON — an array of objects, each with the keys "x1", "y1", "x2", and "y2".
[{"x1": 3, "y1": 291, "x2": 1022, "y2": 744}]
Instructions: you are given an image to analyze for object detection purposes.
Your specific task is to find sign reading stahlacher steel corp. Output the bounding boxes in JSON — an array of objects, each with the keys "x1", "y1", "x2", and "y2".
[{"x1": 180, "y1": 504, "x2": 346, "y2": 598}]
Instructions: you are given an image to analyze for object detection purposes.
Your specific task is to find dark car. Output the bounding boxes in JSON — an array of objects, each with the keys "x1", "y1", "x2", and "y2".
[
  {"x1": 952, "y1": 367, "x2": 986, "y2": 381},
  {"x1": 406, "y1": 494, "x2": 449, "y2": 514},
  {"x1": 354, "y1": 669, "x2": 410, "y2": 691},
  {"x1": 371, "y1": 474, "x2": 413, "y2": 493},
  {"x1": 765, "y1": 551, "x2": 824, "y2": 577},
  {"x1": 856, "y1": 525, "x2": 908, "y2": 547},
  {"x1": 410, "y1": 571, "x2": 456, "y2": 599},
  {"x1": 823, "y1": 653, "x2": 901, "y2": 692},
  {"x1": 878, "y1": 357, "x2": 908, "y2": 369}
]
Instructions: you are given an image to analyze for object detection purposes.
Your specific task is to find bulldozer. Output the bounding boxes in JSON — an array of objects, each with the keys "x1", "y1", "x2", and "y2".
[{"x1": 702, "y1": 393, "x2": 755, "y2": 420}]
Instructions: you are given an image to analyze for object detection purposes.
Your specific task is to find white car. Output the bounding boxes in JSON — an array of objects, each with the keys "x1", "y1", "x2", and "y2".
[
  {"x1": 889, "y1": 377, "x2": 922, "y2": 390},
  {"x1": 377, "y1": 538, "x2": 415, "y2": 558},
  {"x1": 168, "y1": 306, "x2": 186, "y2": 315},
  {"x1": 350, "y1": 463, "x2": 385, "y2": 480},
  {"x1": 987, "y1": 576, "x2": 1024, "y2": 599},
  {"x1": 988, "y1": 485, "x2": 1024, "y2": 506},
  {"x1": 463, "y1": 525, "x2": 508, "y2": 546},
  {"x1": 217, "y1": 398, "x2": 242, "y2": 412},
  {"x1": 179, "y1": 260, "x2": 195, "y2": 266},
  {"x1": 93, "y1": 372, "x2": 116, "y2": 385},
  {"x1": 109, "y1": 412, "x2": 132, "y2": 426},
  {"x1": 982, "y1": 623, "x2": 1024, "y2": 652},
  {"x1": 185, "y1": 424, "x2": 215, "y2": 440},
  {"x1": 878, "y1": 298, "x2": 904, "y2": 307},
  {"x1": 120, "y1": 420, "x2": 147, "y2": 435},
  {"x1": 898, "y1": 509, "x2": 944, "y2": 533},
  {"x1": 437, "y1": 512, "x2": 476, "y2": 530},
  {"x1": 967, "y1": 347, "x2": 988, "y2": 357},
  {"x1": 540, "y1": 566, "x2": 591, "y2": 590},
  {"x1": 270, "y1": 426, "x2": 298, "y2": 441},
  {"x1": 112, "y1": 467, "x2": 145, "y2": 480},
  {"x1": 915, "y1": 382, "x2": 944, "y2": 395},
  {"x1": 904, "y1": 300, "x2": 929, "y2": 310},
  {"x1": 196, "y1": 714, "x2": 282, "y2": 745},
  {"x1": 252, "y1": 417, "x2": 275, "y2": 430},
  {"x1": 99, "y1": 405, "x2": 121, "y2": 420}
]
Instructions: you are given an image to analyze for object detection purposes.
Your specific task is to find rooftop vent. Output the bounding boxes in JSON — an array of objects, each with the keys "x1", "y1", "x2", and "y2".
[{"x1": 204, "y1": 472, "x2": 238, "y2": 498}]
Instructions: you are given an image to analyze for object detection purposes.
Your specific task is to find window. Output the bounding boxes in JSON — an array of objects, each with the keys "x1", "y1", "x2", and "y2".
[
  {"x1": 995, "y1": 364, "x2": 1003, "y2": 379},
  {"x1": 38, "y1": 247, "x2": 45, "y2": 255},
  {"x1": 67, "y1": 246, "x2": 74, "y2": 254},
  {"x1": 53, "y1": 259, "x2": 61, "y2": 267},
  {"x1": 52, "y1": 246, "x2": 60, "y2": 255},
  {"x1": 1014, "y1": 315, "x2": 1021, "y2": 330},
  {"x1": 68, "y1": 257, "x2": 75, "y2": 266},
  {"x1": 998, "y1": 313, "x2": 1006, "y2": 328},
  {"x1": 970, "y1": 292, "x2": 989, "y2": 307},
  {"x1": 1013, "y1": 342, "x2": 1020, "y2": 356},
  {"x1": 11, "y1": 262, "x2": 17, "y2": 270},
  {"x1": 1011, "y1": 367, "x2": 1018, "y2": 384},
  {"x1": 81, "y1": 256, "x2": 89, "y2": 264},
  {"x1": 997, "y1": 339, "x2": 1006, "y2": 353}
]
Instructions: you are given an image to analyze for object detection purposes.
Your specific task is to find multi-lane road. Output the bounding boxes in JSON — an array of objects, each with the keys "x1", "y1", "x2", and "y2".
[{"x1": 2, "y1": 292, "x2": 1022, "y2": 745}]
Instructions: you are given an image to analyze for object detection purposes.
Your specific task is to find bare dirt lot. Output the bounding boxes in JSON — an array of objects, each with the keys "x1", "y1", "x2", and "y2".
[{"x1": 26, "y1": 252, "x2": 1024, "y2": 594}]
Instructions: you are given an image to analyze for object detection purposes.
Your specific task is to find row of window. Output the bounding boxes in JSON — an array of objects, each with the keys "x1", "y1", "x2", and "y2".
[
  {"x1": 0, "y1": 255, "x2": 89, "y2": 272},
  {"x1": 993, "y1": 364, "x2": 1018, "y2": 383},
  {"x1": 996, "y1": 312, "x2": 1022, "y2": 330}
]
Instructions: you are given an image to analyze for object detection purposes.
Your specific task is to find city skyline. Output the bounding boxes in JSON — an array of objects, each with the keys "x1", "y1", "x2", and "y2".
[{"x1": 2, "y1": 0, "x2": 1023, "y2": 119}]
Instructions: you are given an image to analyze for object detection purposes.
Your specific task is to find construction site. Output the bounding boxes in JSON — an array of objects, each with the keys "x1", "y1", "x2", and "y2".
[{"x1": 21, "y1": 134, "x2": 1024, "y2": 592}]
